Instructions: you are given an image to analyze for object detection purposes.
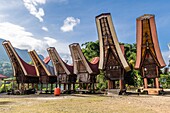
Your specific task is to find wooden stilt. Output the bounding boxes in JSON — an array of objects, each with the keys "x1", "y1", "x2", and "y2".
[
  {"x1": 18, "y1": 83, "x2": 20, "y2": 90},
  {"x1": 32, "y1": 83, "x2": 35, "y2": 89},
  {"x1": 41, "y1": 83, "x2": 43, "y2": 93},
  {"x1": 36, "y1": 84, "x2": 38, "y2": 91},
  {"x1": 144, "y1": 78, "x2": 148, "y2": 89},
  {"x1": 28, "y1": 83, "x2": 29, "y2": 89},
  {"x1": 4, "y1": 81, "x2": 6, "y2": 92},
  {"x1": 119, "y1": 79, "x2": 123, "y2": 91},
  {"x1": 21, "y1": 83, "x2": 24, "y2": 94},
  {"x1": 59, "y1": 82, "x2": 61, "y2": 89},
  {"x1": 90, "y1": 83, "x2": 92, "y2": 90},
  {"x1": 64, "y1": 84, "x2": 66, "y2": 90},
  {"x1": 51, "y1": 84, "x2": 53, "y2": 94},
  {"x1": 111, "y1": 80, "x2": 117, "y2": 89},
  {"x1": 155, "y1": 78, "x2": 160, "y2": 88},
  {"x1": 73, "y1": 83, "x2": 75, "y2": 91},
  {"x1": 155, "y1": 66, "x2": 160, "y2": 88},
  {"x1": 92, "y1": 82, "x2": 95, "y2": 93},
  {"x1": 108, "y1": 80, "x2": 111, "y2": 89},
  {"x1": 46, "y1": 83, "x2": 48, "y2": 93},
  {"x1": 68, "y1": 83, "x2": 71, "y2": 93},
  {"x1": 86, "y1": 83, "x2": 88, "y2": 90}
]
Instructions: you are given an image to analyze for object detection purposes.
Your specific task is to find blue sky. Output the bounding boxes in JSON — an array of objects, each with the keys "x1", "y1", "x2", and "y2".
[{"x1": 0, "y1": 0, "x2": 170, "y2": 65}]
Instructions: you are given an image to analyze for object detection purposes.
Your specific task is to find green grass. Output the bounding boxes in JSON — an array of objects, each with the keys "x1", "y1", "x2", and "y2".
[{"x1": 0, "y1": 94, "x2": 168, "y2": 113}]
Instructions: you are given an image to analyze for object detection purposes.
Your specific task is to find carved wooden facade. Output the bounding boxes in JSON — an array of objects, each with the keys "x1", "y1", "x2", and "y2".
[
  {"x1": 96, "y1": 13, "x2": 130, "y2": 91},
  {"x1": 2, "y1": 41, "x2": 39, "y2": 84},
  {"x1": 69, "y1": 43, "x2": 99, "y2": 83},
  {"x1": 135, "y1": 14, "x2": 166, "y2": 89},
  {"x1": 47, "y1": 47, "x2": 76, "y2": 86},
  {"x1": 28, "y1": 50, "x2": 57, "y2": 84}
]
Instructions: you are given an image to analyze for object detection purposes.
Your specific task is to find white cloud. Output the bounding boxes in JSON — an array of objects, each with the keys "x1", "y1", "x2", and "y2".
[
  {"x1": 23, "y1": 0, "x2": 46, "y2": 22},
  {"x1": 0, "y1": 22, "x2": 70, "y2": 56},
  {"x1": 42, "y1": 26, "x2": 48, "y2": 32},
  {"x1": 0, "y1": 0, "x2": 22, "y2": 10},
  {"x1": 47, "y1": 0, "x2": 68, "y2": 3},
  {"x1": 60, "y1": 17, "x2": 80, "y2": 32}
]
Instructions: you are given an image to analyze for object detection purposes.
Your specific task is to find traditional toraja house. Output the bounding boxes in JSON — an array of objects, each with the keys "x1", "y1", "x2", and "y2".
[
  {"x1": 43, "y1": 56, "x2": 51, "y2": 64},
  {"x1": 2, "y1": 41, "x2": 39, "y2": 94},
  {"x1": 0, "y1": 74, "x2": 8, "y2": 79},
  {"x1": 135, "y1": 14, "x2": 166, "y2": 94},
  {"x1": 47, "y1": 47, "x2": 77, "y2": 92},
  {"x1": 0, "y1": 74, "x2": 7, "y2": 86},
  {"x1": 69, "y1": 43, "x2": 99, "y2": 92},
  {"x1": 95, "y1": 13, "x2": 131, "y2": 94},
  {"x1": 28, "y1": 50, "x2": 57, "y2": 93}
]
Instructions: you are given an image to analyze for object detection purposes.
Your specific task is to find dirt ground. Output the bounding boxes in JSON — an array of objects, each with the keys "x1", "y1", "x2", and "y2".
[{"x1": 0, "y1": 94, "x2": 170, "y2": 113}]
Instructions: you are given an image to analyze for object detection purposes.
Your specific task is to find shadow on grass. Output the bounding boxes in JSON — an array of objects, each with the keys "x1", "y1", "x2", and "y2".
[{"x1": 0, "y1": 101, "x2": 13, "y2": 105}]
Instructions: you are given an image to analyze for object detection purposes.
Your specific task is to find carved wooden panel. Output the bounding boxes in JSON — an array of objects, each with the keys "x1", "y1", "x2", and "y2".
[
  {"x1": 98, "y1": 15, "x2": 123, "y2": 80},
  {"x1": 58, "y1": 74, "x2": 68, "y2": 82},
  {"x1": 140, "y1": 18, "x2": 159, "y2": 78},
  {"x1": 72, "y1": 46, "x2": 87, "y2": 73},
  {"x1": 105, "y1": 49, "x2": 122, "y2": 80},
  {"x1": 142, "y1": 51, "x2": 158, "y2": 78},
  {"x1": 141, "y1": 19, "x2": 155, "y2": 58}
]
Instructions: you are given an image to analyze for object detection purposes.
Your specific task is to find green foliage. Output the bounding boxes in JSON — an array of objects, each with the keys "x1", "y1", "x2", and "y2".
[
  {"x1": 81, "y1": 40, "x2": 144, "y2": 90},
  {"x1": 160, "y1": 74, "x2": 170, "y2": 88},
  {"x1": 96, "y1": 70, "x2": 108, "y2": 91},
  {"x1": 81, "y1": 41, "x2": 99, "y2": 61},
  {"x1": 123, "y1": 43, "x2": 142, "y2": 87},
  {"x1": 82, "y1": 41, "x2": 107, "y2": 90},
  {"x1": 29, "y1": 61, "x2": 34, "y2": 65},
  {"x1": 0, "y1": 78, "x2": 17, "y2": 93}
]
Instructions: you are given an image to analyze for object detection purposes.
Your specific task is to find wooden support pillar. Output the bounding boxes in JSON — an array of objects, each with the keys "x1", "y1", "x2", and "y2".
[
  {"x1": 92, "y1": 82, "x2": 95, "y2": 93},
  {"x1": 21, "y1": 83, "x2": 24, "y2": 94},
  {"x1": 70, "y1": 83, "x2": 72, "y2": 91},
  {"x1": 51, "y1": 84, "x2": 53, "y2": 94},
  {"x1": 36, "y1": 84, "x2": 38, "y2": 91},
  {"x1": 112, "y1": 81, "x2": 115, "y2": 89},
  {"x1": 41, "y1": 83, "x2": 43, "y2": 92},
  {"x1": 46, "y1": 83, "x2": 48, "y2": 93},
  {"x1": 73, "y1": 83, "x2": 75, "y2": 91},
  {"x1": 64, "y1": 84, "x2": 66, "y2": 90},
  {"x1": 119, "y1": 79, "x2": 123, "y2": 91},
  {"x1": 86, "y1": 83, "x2": 88, "y2": 90},
  {"x1": 18, "y1": 83, "x2": 20, "y2": 90},
  {"x1": 32, "y1": 83, "x2": 34, "y2": 89},
  {"x1": 108, "y1": 80, "x2": 112, "y2": 89},
  {"x1": 4, "y1": 81, "x2": 6, "y2": 92},
  {"x1": 68, "y1": 83, "x2": 71, "y2": 91},
  {"x1": 27, "y1": 83, "x2": 29, "y2": 89},
  {"x1": 80, "y1": 83, "x2": 82, "y2": 89},
  {"x1": 155, "y1": 66, "x2": 160, "y2": 88},
  {"x1": 144, "y1": 78, "x2": 148, "y2": 89},
  {"x1": 89, "y1": 83, "x2": 92, "y2": 90},
  {"x1": 155, "y1": 78, "x2": 159, "y2": 88},
  {"x1": 59, "y1": 82, "x2": 61, "y2": 89}
]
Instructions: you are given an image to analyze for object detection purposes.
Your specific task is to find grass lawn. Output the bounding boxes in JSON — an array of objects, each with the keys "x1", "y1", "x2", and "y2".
[{"x1": 0, "y1": 94, "x2": 170, "y2": 113}]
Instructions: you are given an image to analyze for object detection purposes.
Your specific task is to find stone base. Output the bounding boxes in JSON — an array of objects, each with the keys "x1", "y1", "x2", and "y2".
[{"x1": 143, "y1": 88, "x2": 162, "y2": 95}]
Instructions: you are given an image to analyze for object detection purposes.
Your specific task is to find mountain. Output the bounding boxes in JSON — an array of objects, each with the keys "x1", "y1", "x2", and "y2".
[{"x1": 0, "y1": 39, "x2": 10, "y2": 62}]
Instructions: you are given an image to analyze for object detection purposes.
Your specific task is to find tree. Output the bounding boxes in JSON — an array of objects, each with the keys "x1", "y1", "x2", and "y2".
[
  {"x1": 81, "y1": 41, "x2": 107, "y2": 90},
  {"x1": 123, "y1": 43, "x2": 142, "y2": 87},
  {"x1": 81, "y1": 40, "x2": 99, "y2": 61},
  {"x1": 81, "y1": 41, "x2": 143, "y2": 90}
]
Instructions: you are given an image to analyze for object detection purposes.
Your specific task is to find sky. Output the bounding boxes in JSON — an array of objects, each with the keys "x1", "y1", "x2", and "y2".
[{"x1": 0, "y1": 0, "x2": 170, "y2": 65}]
